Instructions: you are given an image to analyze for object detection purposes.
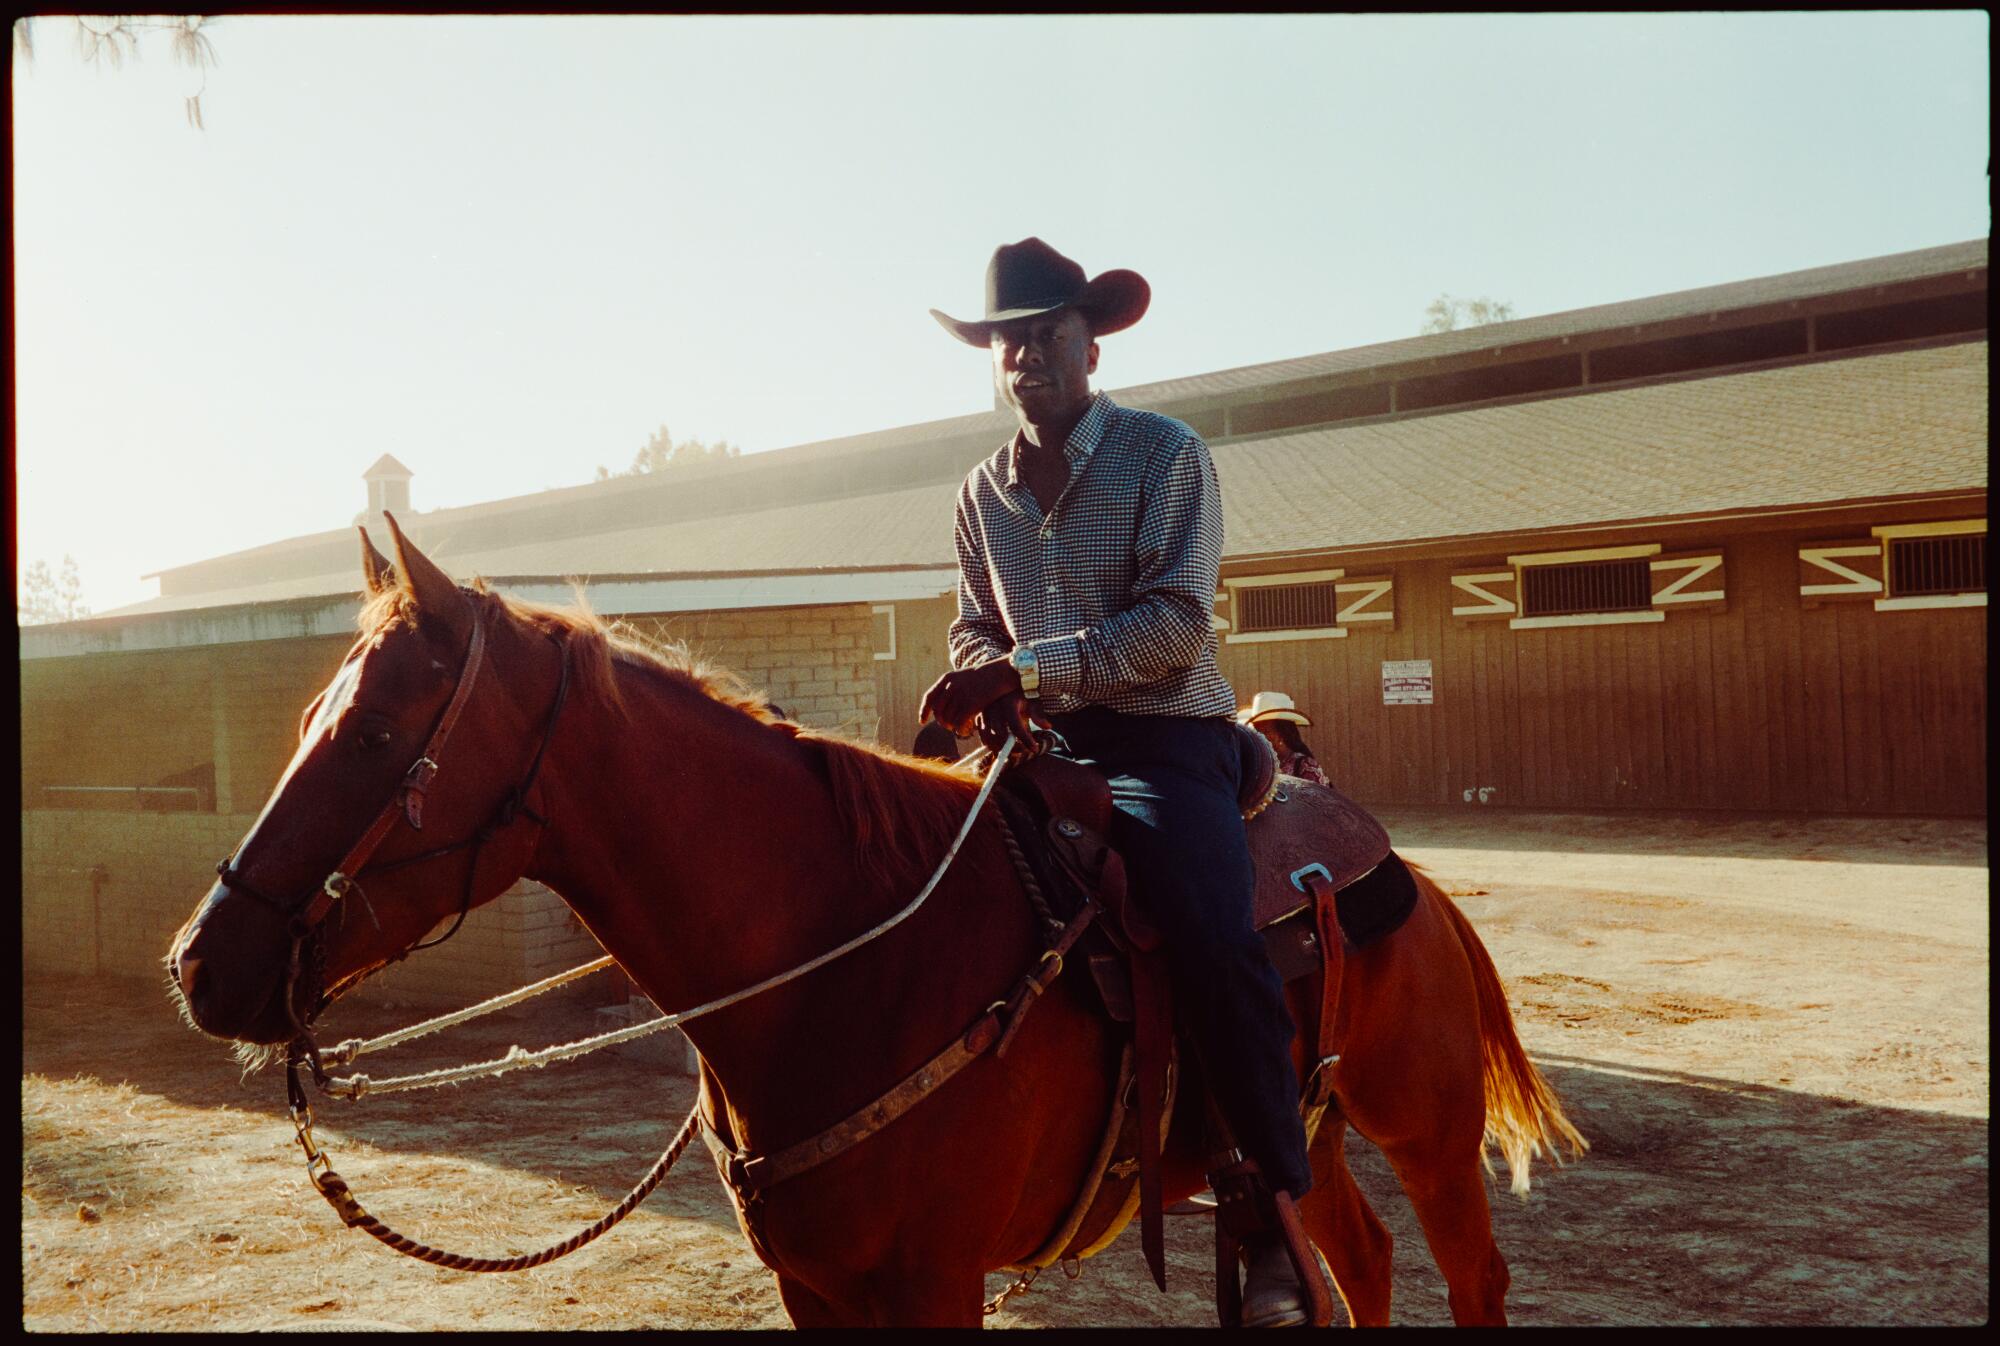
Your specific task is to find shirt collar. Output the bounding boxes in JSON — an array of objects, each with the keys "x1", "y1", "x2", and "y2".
[{"x1": 1004, "y1": 392, "x2": 1115, "y2": 490}]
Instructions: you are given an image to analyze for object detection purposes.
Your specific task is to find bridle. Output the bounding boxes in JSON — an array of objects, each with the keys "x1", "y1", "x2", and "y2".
[
  {"x1": 198, "y1": 596, "x2": 1042, "y2": 1278},
  {"x1": 208, "y1": 592, "x2": 572, "y2": 1094}
]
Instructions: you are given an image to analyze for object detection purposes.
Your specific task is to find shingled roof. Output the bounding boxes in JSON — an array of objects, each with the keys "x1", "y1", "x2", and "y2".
[
  {"x1": 94, "y1": 337, "x2": 1986, "y2": 620},
  {"x1": 1110, "y1": 237, "x2": 1989, "y2": 408},
  {"x1": 1218, "y1": 337, "x2": 1986, "y2": 558},
  {"x1": 137, "y1": 236, "x2": 1987, "y2": 602}
]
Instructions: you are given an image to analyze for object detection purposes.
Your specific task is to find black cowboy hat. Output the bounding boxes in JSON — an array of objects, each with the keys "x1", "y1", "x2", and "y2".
[{"x1": 929, "y1": 237, "x2": 1151, "y2": 347}]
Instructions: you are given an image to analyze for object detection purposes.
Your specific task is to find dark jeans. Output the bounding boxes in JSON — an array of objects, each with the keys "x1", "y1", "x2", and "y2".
[{"x1": 1045, "y1": 707, "x2": 1313, "y2": 1197}]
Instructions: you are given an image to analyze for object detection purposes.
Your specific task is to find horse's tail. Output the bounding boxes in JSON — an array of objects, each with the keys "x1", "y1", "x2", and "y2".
[{"x1": 1417, "y1": 865, "x2": 1589, "y2": 1197}]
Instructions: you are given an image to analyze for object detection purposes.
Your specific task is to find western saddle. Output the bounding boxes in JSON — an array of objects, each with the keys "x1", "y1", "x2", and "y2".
[{"x1": 990, "y1": 723, "x2": 1417, "y2": 1327}]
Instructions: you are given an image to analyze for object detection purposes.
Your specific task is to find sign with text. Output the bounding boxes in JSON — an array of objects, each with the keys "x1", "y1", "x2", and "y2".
[{"x1": 1381, "y1": 659, "x2": 1433, "y2": 705}]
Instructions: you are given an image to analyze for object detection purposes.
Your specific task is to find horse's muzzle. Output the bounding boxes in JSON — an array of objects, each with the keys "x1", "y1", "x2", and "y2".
[{"x1": 170, "y1": 884, "x2": 297, "y2": 1044}]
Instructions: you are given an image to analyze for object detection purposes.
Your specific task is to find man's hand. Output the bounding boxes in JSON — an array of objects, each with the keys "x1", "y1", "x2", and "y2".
[
  {"x1": 919, "y1": 658, "x2": 1048, "y2": 750},
  {"x1": 975, "y1": 691, "x2": 1051, "y2": 755}
]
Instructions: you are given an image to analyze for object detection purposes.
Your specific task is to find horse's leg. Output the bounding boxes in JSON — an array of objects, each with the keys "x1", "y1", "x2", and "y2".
[
  {"x1": 1377, "y1": 1130, "x2": 1510, "y2": 1326},
  {"x1": 774, "y1": 1273, "x2": 863, "y2": 1328},
  {"x1": 857, "y1": 1267, "x2": 986, "y2": 1328},
  {"x1": 1299, "y1": 1114, "x2": 1395, "y2": 1327},
  {"x1": 1334, "y1": 880, "x2": 1510, "y2": 1327}
]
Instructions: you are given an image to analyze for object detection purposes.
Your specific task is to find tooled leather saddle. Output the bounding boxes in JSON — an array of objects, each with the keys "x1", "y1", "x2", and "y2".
[{"x1": 987, "y1": 724, "x2": 1419, "y2": 1322}]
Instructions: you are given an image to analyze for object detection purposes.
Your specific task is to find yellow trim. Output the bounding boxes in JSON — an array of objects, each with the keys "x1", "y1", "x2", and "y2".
[
  {"x1": 1334, "y1": 578, "x2": 1394, "y2": 623},
  {"x1": 1509, "y1": 611, "x2": 1667, "y2": 630},
  {"x1": 1871, "y1": 518, "x2": 1986, "y2": 539},
  {"x1": 1226, "y1": 571, "x2": 1347, "y2": 640},
  {"x1": 1507, "y1": 543, "x2": 1661, "y2": 567},
  {"x1": 1798, "y1": 545, "x2": 1884, "y2": 596},
  {"x1": 1450, "y1": 572, "x2": 1516, "y2": 617},
  {"x1": 1874, "y1": 593, "x2": 1987, "y2": 610},
  {"x1": 1650, "y1": 554, "x2": 1724, "y2": 604},
  {"x1": 1224, "y1": 627, "x2": 1349, "y2": 644},
  {"x1": 1224, "y1": 568, "x2": 1345, "y2": 588}
]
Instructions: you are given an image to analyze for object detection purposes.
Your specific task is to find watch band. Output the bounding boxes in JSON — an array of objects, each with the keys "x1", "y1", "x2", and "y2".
[{"x1": 1009, "y1": 645, "x2": 1041, "y2": 699}]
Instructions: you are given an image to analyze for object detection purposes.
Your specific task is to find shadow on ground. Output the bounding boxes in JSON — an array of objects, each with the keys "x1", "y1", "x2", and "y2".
[
  {"x1": 1342, "y1": 1055, "x2": 1988, "y2": 1326},
  {"x1": 26, "y1": 974, "x2": 732, "y2": 1233},
  {"x1": 26, "y1": 976, "x2": 1989, "y2": 1327},
  {"x1": 1375, "y1": 808, "x2": 1987, "y2": 870}
]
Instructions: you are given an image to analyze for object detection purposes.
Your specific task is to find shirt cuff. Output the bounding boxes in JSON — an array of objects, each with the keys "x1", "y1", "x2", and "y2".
[{"x1": 1025, "y1": 633, "x2": 1086, "y2": 699}]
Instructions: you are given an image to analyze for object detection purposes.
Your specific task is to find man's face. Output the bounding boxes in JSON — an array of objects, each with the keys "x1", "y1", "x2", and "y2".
[{"x1": 991, "y1": 308, "x2": 1099, "y2": 425}]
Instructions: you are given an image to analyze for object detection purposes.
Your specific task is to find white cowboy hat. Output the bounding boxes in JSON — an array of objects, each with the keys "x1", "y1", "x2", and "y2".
[{"x1": 1238, "y1": 691, "x2": 1311, "y2": 727}]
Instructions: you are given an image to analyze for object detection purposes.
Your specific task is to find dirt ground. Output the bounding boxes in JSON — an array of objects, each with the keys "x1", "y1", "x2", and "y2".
[{"x1": 22, "y1": 809, "x2": 1989, "y2": 1329}]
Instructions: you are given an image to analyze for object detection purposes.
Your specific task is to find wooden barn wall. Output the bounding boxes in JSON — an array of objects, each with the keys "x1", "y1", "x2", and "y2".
[
  {"x1": 1216, "y1": 525, "x2": 1985, "y2": 816},
  {"x1": 873, "y1": 595, "x2": 961, "y2": 755}
]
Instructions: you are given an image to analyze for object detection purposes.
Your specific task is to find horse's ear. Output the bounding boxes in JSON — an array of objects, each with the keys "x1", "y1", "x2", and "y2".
[
  {"x1": 382, "y1": 511, "x2": 472, "y2": 644},
  {"x1": 359, "y1": 526, "x2": 396, "y2": 595}
]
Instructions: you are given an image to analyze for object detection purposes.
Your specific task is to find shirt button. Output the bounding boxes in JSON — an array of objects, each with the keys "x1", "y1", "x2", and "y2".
[{"x1": 1046, "y1": 582, "x2": 1059, "y2": 593}]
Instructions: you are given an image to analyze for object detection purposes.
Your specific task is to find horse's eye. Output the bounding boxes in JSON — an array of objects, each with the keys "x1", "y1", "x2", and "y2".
[{"x1": 358, "y1": 728, "x2": 394, "y2": 751}]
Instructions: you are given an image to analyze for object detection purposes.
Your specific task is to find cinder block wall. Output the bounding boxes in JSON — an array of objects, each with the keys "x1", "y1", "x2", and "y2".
[
  {"x1": 22, "y1": 810, "x2": 252, "y2": 984},
  {"x1": 21, "y1": 602, "x2": 880, "y2": 1006},
  {"x1": 635, "y1": 605, "x2": 881, "y2": 737}
]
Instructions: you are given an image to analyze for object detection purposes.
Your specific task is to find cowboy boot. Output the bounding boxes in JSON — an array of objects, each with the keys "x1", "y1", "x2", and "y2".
[
  {"x1": 1212, "y1": 1155, "x2": 1333, "y2": 1328},
  {"x1": 1211, "y1": 1152, "x2": 1309, "y2": 1327},
  {"x1": 1240, "y1": 1233, "x2": 1311, "y2": 1329}
]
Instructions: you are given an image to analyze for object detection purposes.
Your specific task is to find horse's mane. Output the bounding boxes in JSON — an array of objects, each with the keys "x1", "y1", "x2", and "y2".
[{"x1": 357, "y1": 581, "x2": 981, "y2": 895}]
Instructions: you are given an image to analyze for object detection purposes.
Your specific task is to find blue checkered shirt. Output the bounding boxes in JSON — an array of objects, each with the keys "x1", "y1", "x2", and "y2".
[{"x1": 948, "y1": 392, "x2": 1239, "y2": 719}]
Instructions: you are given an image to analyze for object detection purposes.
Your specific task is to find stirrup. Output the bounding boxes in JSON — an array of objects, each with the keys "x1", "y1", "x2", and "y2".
[{"x1": 1208, "y1": 1158, "x2": 1335, "y2": 1329}]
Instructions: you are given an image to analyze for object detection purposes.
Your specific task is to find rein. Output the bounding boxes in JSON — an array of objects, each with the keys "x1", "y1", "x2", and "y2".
[{"x1": 268, "y1": 697, "x2": 1025, "y2": 1273}]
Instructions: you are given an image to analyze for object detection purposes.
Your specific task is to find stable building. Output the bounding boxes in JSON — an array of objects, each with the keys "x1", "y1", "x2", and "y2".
[{"x1": 21, "y1": 237, "x2": 1987, "y2": 1005}]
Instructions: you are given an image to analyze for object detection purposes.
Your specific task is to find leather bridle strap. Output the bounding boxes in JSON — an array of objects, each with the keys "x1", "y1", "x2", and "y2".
[{"x1": 291, "y1": 606, "x2": 492, "y2": 933}]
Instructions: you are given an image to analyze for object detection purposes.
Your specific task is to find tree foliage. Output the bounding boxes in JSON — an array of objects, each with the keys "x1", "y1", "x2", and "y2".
[
  {"x1": 18, "y1": 555, "x2": 93, "y2": 626},
  {"x1": 595, "y1": 424, "x2": 743, "y2": 481},
  {"x1": 1421, "y1": 294, "x2": 1517, "y2": 335},
  {"x1": 13, "y1": 15, "x2": 219, "y2": 130}
]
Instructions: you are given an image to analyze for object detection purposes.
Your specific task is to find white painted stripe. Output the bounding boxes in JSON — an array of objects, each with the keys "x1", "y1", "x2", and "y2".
[
  {"x1": 1507, "y1": 543, "x2": 1661, "y2": 566},
  {"x1": 1870, "y1": 518, "x2": 1986, "y2": 539},
  {"x1": 1797, "y1": 545, "x2": 1883, "y2": 595},
  {"x1": 1874, "y1": 593, "x2": 1987, "y2": 610},
  {"x1": 1224, "y1": 568, "x2": 1345, "y2": 588},
  {"x1": 1650, "y1": 554, "x2": 1724, "y2": 604},
  {"x1": 1509, "y1": 610, "x2": 1667, "y2": 629},
  {"x1": 1223, "y1": 627, "x2": 1349, "y2": 643}
]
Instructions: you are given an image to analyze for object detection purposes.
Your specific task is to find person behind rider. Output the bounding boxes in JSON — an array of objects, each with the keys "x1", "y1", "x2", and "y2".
[
  {"x1": 1239, "y1": 691, "x2": 1331, "y2": 787},
  {"x1": 918, "y1": 238, "x2": 1317, "y2": 1328}
]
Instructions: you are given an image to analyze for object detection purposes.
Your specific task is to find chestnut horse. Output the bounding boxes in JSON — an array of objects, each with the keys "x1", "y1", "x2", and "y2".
[{"x1": 166, "y1": 517, "x2": 1583, "y2": 1328}]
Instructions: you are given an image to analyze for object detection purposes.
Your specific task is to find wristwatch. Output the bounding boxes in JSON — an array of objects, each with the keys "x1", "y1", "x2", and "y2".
[{"x1": 1007, "y1": 645, "x2": 1041, "y2": 699}]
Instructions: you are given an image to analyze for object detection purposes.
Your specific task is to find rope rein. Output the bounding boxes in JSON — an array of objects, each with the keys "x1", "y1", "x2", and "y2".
[
  {"x1": 287, "y1": 733, "x2": 1023, "y2": 1270},
  {"x1": 312, "y1": 735, "x2": 1018, "y2": 1098}
]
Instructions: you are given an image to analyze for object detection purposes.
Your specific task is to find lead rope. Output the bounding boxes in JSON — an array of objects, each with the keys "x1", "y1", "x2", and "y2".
[
  {"x1": 287, "y1": 733, "x2": 1023, "y2": 1269},
  {"x1": 290, "y1": 1048, "x2": 699, "y2": 1274}
]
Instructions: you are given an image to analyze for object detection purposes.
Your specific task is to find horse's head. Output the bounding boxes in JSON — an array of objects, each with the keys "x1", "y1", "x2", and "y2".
[{"x1": 167, "y1": 515, "x2": 566, "y2": 1048}]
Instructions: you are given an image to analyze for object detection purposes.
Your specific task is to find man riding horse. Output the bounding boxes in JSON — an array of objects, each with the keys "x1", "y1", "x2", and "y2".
[{"x1": 919, "y1": 238, "x2": 1315, "y2": 1327}]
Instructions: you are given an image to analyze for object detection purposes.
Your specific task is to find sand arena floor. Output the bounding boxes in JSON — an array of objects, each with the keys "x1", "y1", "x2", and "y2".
[{"x1": 21, "y1": 809, "x2": 1988, "y2": 1328}]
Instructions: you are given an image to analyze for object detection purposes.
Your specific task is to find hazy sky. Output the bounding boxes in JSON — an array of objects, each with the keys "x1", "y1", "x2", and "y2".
[{"x1": 12, "y1": 12, "x2": 1989, "y2": 613}]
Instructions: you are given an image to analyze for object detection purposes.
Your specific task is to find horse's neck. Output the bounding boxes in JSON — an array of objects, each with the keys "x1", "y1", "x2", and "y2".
[{"x1": 524, "y1": 666, "x2": 969, "y2": 1129}]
